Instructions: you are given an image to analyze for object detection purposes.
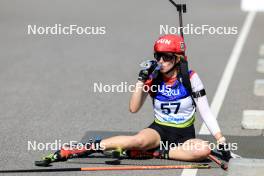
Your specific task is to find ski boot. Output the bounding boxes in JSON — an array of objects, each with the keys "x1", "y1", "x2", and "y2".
[{"x1": 35, "y1": 143, "x2": 94, "y2": 167}]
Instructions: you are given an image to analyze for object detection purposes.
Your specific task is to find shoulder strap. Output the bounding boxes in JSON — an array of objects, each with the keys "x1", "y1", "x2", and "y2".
[{"x1": 178, "y1": 59, "x2": 197, "y2": 107}]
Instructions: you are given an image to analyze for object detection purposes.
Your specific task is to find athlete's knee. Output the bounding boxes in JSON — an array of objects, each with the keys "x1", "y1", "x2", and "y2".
[
  {"x1": 193, "y1": 146, "x2": 210, "y2": 159},
  {"x1": 132, "y1": 136, "x2": 149, "y2": 149},
  {"x1": 191, "y1": 140, "x2": 211, "y2": 159}
]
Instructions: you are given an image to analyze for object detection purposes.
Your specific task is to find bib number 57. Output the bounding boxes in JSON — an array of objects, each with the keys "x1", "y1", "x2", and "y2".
[{"x1": 161, "y1": 102, "x2": 181, "y2": 115}]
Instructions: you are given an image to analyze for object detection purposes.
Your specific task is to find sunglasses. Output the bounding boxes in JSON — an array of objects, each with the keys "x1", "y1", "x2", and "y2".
[{"x1": 154, "y1": 52, "x2": 177, "y2": 62}]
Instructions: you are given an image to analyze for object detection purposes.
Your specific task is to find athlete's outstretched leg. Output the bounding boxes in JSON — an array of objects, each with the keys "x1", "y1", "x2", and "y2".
[
  {"x1": 36, "y1": 128, "x2": 161, "y2": 166},
  {"x1": 62, "y1": 128, "x2": 161, "y2": 159}
]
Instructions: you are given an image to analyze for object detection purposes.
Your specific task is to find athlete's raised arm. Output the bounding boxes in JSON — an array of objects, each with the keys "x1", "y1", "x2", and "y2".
[
  {"x1": 129, "y1": 80, "x2": 148, "y2": 113},
  {"x1": 129, "y1": 60, "x2": 159, "y2": 113}
]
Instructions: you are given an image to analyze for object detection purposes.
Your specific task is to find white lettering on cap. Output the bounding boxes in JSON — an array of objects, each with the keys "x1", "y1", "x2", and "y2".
[{"x1": 156, "y1": 39, "x2": 171, "y2": 45}]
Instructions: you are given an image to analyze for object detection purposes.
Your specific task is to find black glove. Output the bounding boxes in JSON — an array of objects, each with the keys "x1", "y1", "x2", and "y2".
[
  {"x1": 138, "y1": 60, "x2": 160, "y2": 82},
  {"x1": 217, "y1": 137, "x2": 232, "y2": 162}
]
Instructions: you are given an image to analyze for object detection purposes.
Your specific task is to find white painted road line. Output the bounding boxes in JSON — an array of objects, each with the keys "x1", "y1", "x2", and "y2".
[
  {"x1": 257, "y1": 59, "x2": 264, "y2": 73},
  {"x1": 260, "y1": 45, "x2": 264, "y2": 56},
  {"x1": 242, "y1": 110, "x2": 264, "y2": 129},
  {"x1": 254, "y1": 79, "x2": 264, "y2": 96},
  {"x1": 181, "y1": 11, "x2": 256, "y2": 176}
]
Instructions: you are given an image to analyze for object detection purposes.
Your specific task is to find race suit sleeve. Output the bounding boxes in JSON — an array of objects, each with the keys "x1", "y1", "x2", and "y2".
[{"x1": 190, "y1": 71, "x2": 221, "y2": 136}]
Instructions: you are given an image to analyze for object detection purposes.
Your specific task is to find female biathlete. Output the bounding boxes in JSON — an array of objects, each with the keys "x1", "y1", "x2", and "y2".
[{"x1": 36, "y1": 34, "x2": 231, "y2": 166}]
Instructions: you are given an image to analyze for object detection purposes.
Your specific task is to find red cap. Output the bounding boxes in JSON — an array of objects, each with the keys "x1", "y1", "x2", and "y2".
[{"x1": 154, "y1": 34, "x2": 186, "y2": 54}]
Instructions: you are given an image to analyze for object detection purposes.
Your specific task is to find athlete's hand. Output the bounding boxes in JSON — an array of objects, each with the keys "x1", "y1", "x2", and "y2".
[
  {"x1": 138, "y1": 60, "x2": 160, "y2": 82},
  {"x1": 217, "y1": 137, "x2": 232, "y2": 162}
]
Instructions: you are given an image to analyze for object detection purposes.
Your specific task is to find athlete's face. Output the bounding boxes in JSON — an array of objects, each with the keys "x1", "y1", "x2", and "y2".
[{"x1": 155, "y1": 53, "x2": 180, "y2": 73}]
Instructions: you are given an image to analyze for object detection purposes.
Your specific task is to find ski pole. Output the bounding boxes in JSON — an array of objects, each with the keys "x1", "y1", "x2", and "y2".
[{"x1": 0, "y1": 164, "x2": 210, "y2": 173}]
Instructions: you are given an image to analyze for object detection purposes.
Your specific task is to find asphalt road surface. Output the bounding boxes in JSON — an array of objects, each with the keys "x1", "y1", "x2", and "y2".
[{"x1": 0, "y1": 0, "x2": 263, "y2": 175}]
